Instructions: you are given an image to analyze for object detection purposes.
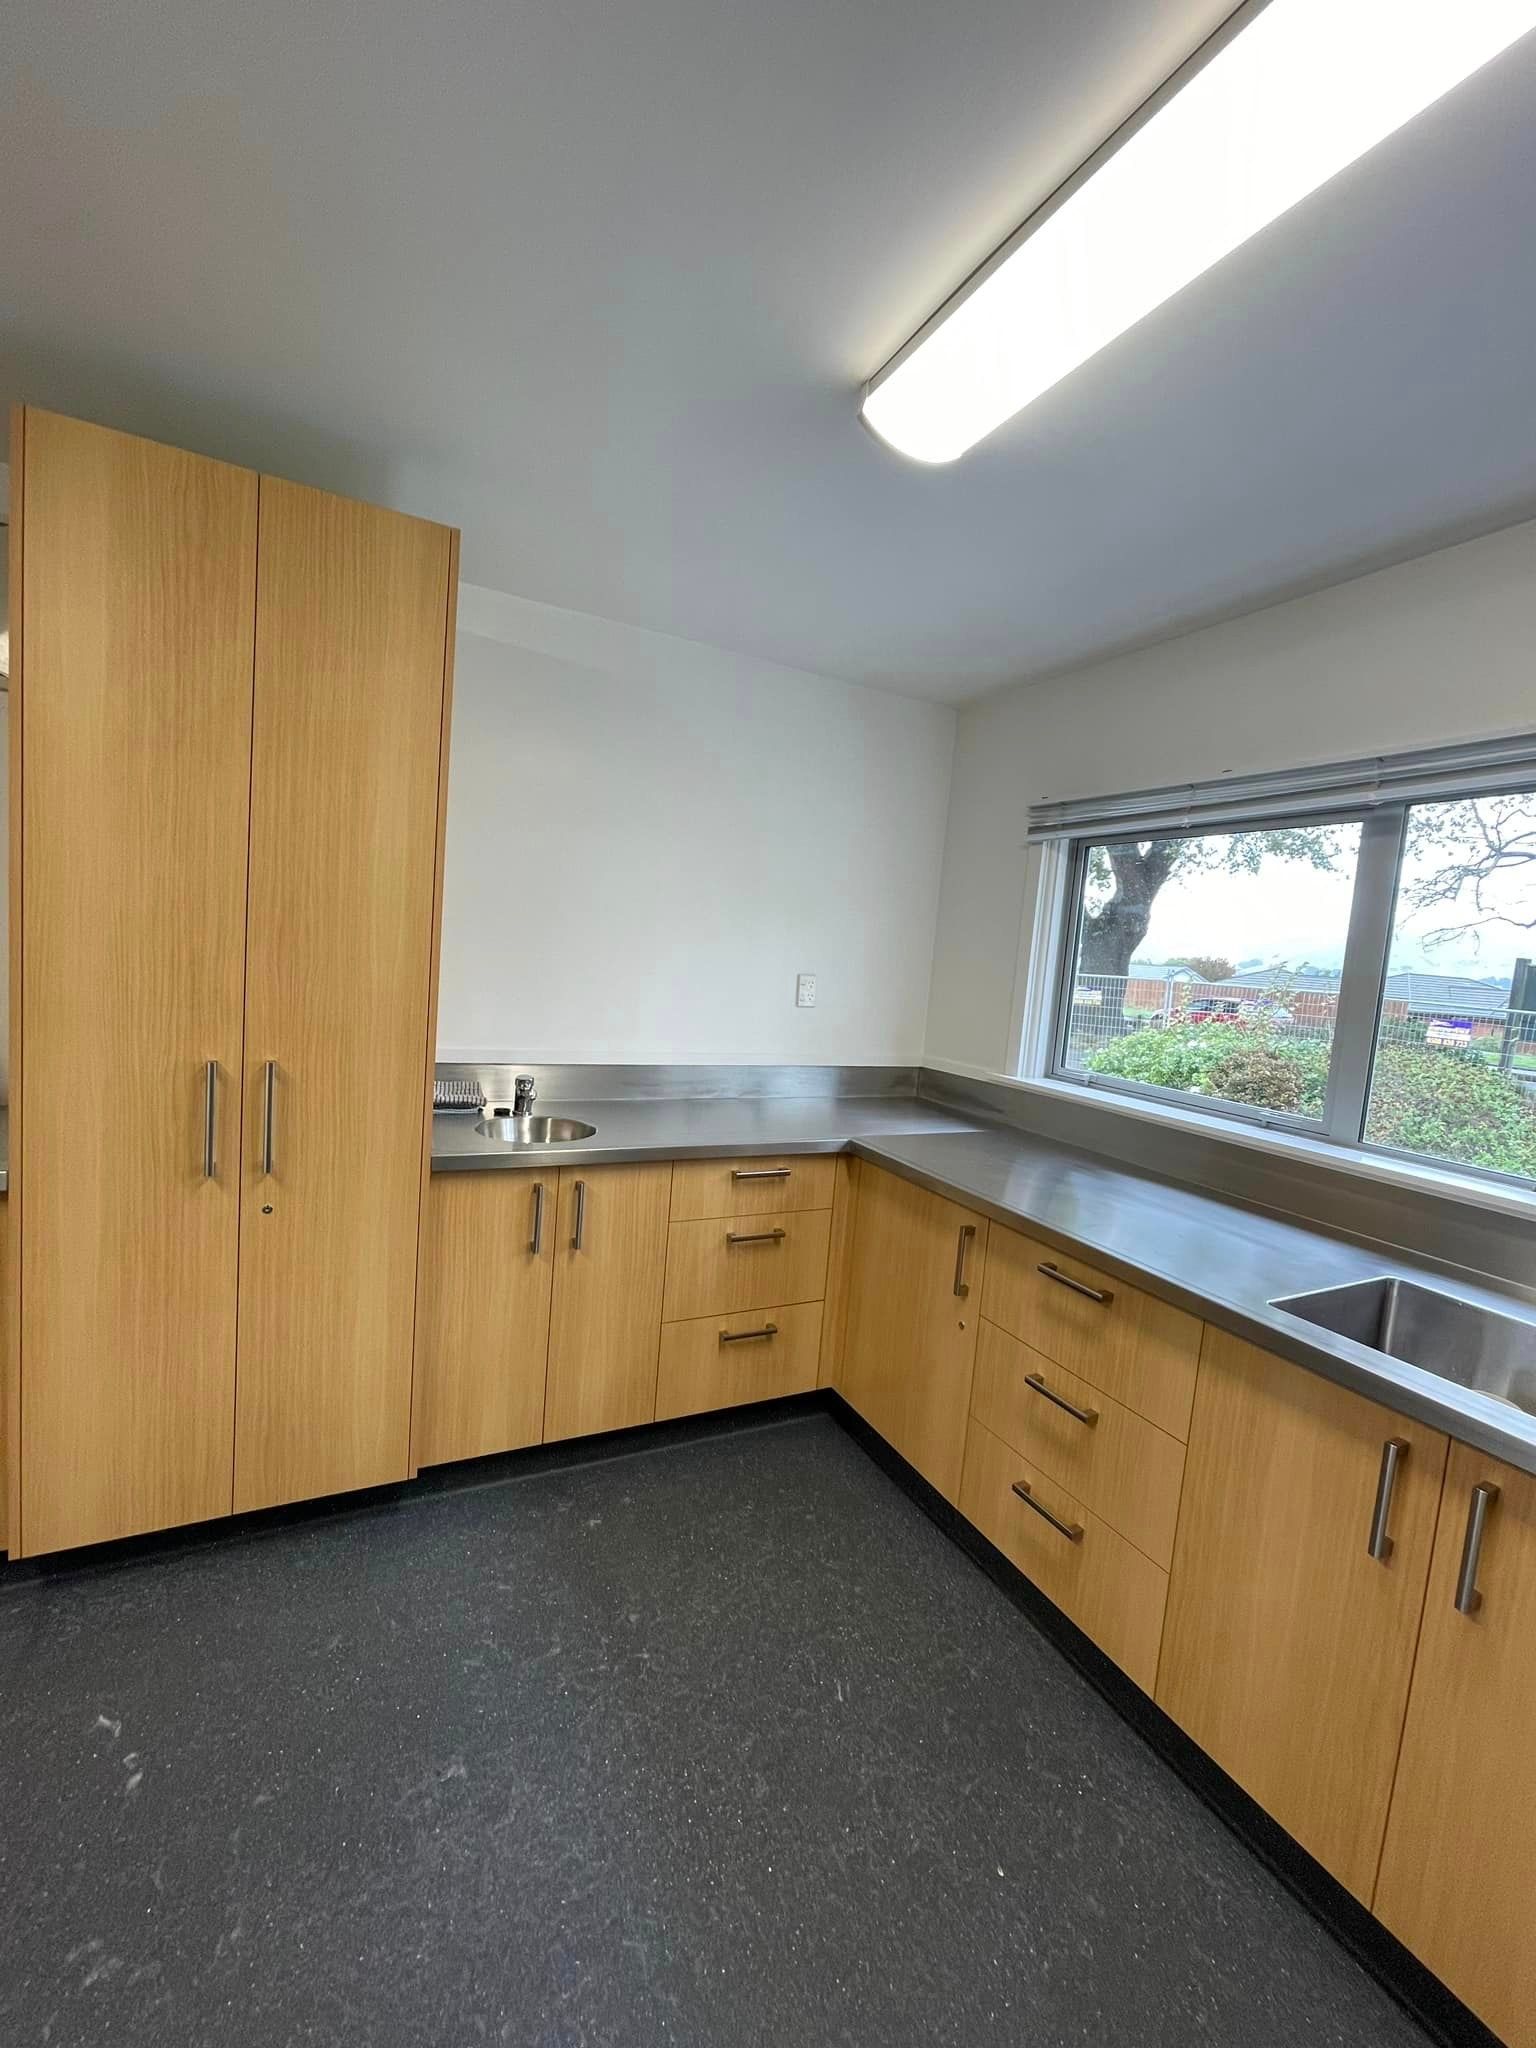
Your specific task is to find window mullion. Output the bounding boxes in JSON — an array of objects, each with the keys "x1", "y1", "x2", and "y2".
[{"x1": 1321, "y1": 806, "x2": 1408, "y2": 1143}]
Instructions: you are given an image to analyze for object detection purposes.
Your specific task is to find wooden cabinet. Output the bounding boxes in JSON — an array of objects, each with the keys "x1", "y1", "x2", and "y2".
[
  {"x1": 662, "y1": 1209, "x2": 831, "y2": 1323},
  {"x1": 12, "y1": 409, "x2": 257, "y2": 1553},
  {"x1": 655, "y1": 1300, "x2": 824, "y2": 1422},
  {"x1": 1375, "y1": 1445, "x2": 1536, "y2": 2047},
  {"x1": 413, "y1": 1172, "x2": 555, "y2": 1466},
  {"x1": 960, "y1": 1417, "x2": 1168, "y2": 1692},
  {"x1": 669, "y1": 1154, "x2": 836, "y2": 1221},
  {"x1": 839, "y1": 1164, "x2": 987, "y2": 1504},
  {"x1": 233, "y1": 480, "x2": 455, "y2": 1512},
  {"x1": 544, "y1": 1165, "x2": 672, "y2": 1442},
  {"x1": 8, "y1": 410, "x2": 456, "y2": 1552},
  {"x1": 982, "y1": 1226, "x2": 1200, "y2": 1441},
  {"x1": 1157, "y1": 1329, "x2": 1448, "y2": 1902}
]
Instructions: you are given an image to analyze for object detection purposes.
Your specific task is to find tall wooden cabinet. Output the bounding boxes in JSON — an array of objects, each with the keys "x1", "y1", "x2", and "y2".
[
  {"x1": 13, "y1": 413, "x2": 258, "y2": 1553},
  {"x1": 7, "y1": 407, "x2": 457, "y2": 1554},
  {"x1": 233, "y1": 480, "x2": 455, "y2": 1511}
]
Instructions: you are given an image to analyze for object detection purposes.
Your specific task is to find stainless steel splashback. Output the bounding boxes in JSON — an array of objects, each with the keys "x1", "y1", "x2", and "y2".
[
  {"x1": 435, "y1": 1062, "x2": 921, "y2": 1108},
  {"x1": 917, "y1": 1067, "x2": 1536, "y2": 1301}
]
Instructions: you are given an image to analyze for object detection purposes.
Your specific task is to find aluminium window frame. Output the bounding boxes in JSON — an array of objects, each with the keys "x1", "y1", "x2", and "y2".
[{"x1": 1039, "y1": 800, "x2": 1536, "y2": 1192}]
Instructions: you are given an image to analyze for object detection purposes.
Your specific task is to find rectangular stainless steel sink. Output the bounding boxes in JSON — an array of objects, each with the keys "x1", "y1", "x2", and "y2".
[{"x1": 1271, "y1": 1277, "x2": 1536, "y2": 1416}]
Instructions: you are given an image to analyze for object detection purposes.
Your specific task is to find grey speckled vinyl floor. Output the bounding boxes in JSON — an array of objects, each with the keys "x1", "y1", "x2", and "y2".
[{"x1": 0, "y1": 1413, "x2": 1433, "y2": 2048}]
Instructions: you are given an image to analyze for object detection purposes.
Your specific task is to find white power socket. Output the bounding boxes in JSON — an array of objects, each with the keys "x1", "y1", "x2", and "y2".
[{"x1": 796, "y1": 973, "x2": 817, "y2": 1008}]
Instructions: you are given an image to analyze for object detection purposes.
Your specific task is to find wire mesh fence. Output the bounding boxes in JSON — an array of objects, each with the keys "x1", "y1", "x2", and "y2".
[{"x1": 1062, "y1": 972, "x2": 1536, "y2": 1087}]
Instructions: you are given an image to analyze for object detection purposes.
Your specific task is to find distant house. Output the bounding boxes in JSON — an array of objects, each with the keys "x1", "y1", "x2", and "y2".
[{"x1": 1220, "y1": 966, "x2": 1521, "y2": 1044}]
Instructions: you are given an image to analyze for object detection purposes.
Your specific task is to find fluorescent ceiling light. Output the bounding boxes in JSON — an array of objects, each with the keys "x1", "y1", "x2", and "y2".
[{"x1": 861, "y1": 0, "x2": 1536, "y2": 464}]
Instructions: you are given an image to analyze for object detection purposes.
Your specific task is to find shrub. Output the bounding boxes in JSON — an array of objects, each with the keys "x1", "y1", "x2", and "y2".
[
  {"x1": 1207, "y1": 1047, "x2": 1305, "y2": 1113},
  {"x1": 1365, "y1": 1044, "x2": 1536, "y2": 1179}
]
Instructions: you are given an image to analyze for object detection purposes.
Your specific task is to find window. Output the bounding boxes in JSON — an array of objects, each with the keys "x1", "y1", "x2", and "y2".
[{"x1": 1036, "y1": 748, "x2": 1536, "y2": 1191}]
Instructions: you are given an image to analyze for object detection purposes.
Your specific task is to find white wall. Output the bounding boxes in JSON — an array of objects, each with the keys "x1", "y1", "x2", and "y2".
[
  {"x1": 925, "y1": 519, "x2": 1536, "y2": 1074},
  {"x1": 438, "y1": 586, "x2": 956, "y2": 1065}
]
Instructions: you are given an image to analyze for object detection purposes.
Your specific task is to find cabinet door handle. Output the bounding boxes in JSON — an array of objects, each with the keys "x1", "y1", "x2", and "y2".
[
  {"x1": 1036, "y1": 1261, "x2": 1112, "y2": 1305},
  {"x1": 1366, "y1": 1438, "x2": 1410, "y2": 1562},
  {"x1": 953, "y1": 1224, "x2": 976, "y2": 1298},
  {"x1": 1454, "y1": 1481, "x2": 1501, "y2": 1615},
  {"x1": 1011, "y1": 1478, "x2": 1084, "y2": 1543},
  {"x1": 261, "y1": 1060, "x2": 278, "y2": 1176},
  {"x1": 726, "y1": 1228, "x2": 785, "y2": 1246},
  {"x1": 731, "y1": 1167, "x2": 791, "y2": 1181},
  {"x1": 203, "y1": 1060, "x2": 219, "y2": 1179},
  {"x1": 571, "y1": 1179, "x2": 587, "y2": 1252},
  {"x1": 529, "y1": 1180, "x2": 545, "y2": 1255},
  {"x1": 720, "y1": 1323, "x2": 778, "y2": 1345},
  {"x1": 1024, "y1": 1372, "x2": 1099, "y2": 1427}
]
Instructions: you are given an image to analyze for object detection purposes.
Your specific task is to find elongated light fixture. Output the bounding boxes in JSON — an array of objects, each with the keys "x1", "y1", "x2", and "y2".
[{"x1": 862, "y1": 0, "x2": 1536, "y2": 463}]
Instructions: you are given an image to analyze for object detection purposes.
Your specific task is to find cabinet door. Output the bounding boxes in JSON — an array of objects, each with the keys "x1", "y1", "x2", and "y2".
[
  {"x1": 1375, "y1": 1446, "x2": 1536, "y2": 2048},
  {"x1": 544, "y1": 1165, "x2": 671, "y2": 1442},
  {"x1": 1157, "y1": 1329, "x2": 1447, "y2": 1901},
  {"x1": 840, "y1": 1164, "x2": 987, "y2": 1504},
  {"x1": 234, "y1": 479, "x2": 454, "y2": 1512},
  {"x1": 16, "y1": 409, "x2": 256, "y2": 1553},
  {"x1": 412, "y1": 1173, "x2": 555, "y2": 1466}
]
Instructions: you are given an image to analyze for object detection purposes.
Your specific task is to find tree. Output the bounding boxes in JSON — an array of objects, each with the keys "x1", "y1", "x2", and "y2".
[
  {"x1": 1079, "y1": 829, "x2": 1343, "y2": 979},
  {"x1": 1168, "y1": 954, "x2": 1236, "y2": 983},
  {"x1": 1397, "y1": 794, "x2": 1536, "y2": 950}
]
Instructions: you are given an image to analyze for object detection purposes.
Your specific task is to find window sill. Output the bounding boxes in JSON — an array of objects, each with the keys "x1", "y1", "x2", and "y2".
[{"x1": 922, "y1": 1057, "x2": 1536, "y2": 1225}]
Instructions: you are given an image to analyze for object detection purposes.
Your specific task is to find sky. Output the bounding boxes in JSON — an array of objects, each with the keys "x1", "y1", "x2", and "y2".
[{"x1": 1116, "y1": 813, "x2": 1535, "y2": 983}]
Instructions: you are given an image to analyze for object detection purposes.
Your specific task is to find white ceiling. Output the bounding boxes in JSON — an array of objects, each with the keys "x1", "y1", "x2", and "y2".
[{"x1": 4, "y1": 1, "x2": 1535, "y2": 703}]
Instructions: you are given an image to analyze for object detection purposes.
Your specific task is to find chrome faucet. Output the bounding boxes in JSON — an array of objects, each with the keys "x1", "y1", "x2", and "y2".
[{"x1": 512, "y1": 1073, "x2": 537, "y2": 1116}]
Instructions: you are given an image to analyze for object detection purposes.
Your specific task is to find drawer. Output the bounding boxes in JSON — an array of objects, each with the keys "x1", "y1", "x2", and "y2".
[
  {"x1": 981, "y1": 1226, "x2": 1200, "y2": 1441},
  {"x1": 670, "y1": 1154, "x2": 836, "y2": 1222},
  {"x1": 663, "y1": 1209, "x2": 832, "y2": 1322},
  {"x1": 655, "y1": 1301, "x2": 824, "y2": 1422},
  {"x1": 960, "y1": 1418, "x2": 1167, "y2": 1694},
  {"x1": 972, "y1": 1319, "x2": 1185, "y2": 1569}
]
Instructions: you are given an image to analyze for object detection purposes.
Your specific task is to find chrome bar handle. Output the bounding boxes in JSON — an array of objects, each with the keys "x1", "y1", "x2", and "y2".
[
  {"x1": 953, "y1": 1224, "x2": 976, "y2": 1298},
  {"x1": 1454, "y1": 1481, "x2": 1500, "y2": 1615},
  {"x1": 571, "y1": 1179, "x2": 587, "y2": 1252},
  {"x1": 732, "y1": 1167, "x2": 791, "y2": 1181},
  {"x1": 1024, "y1": 1372, "x2": 1099, "y2": 1428},
  {"x1": 720, "y1": 1324, "x2": 778, "y2": 1345},
  {"x1": 261, "y1": 1060, "x2": 278, "y2": 1176},
  {"x1": 1037, "y1": 1261, "x2": 1113, "y2": 1305},
  {"x1": 529, "y1": 1181, "x2": 546, "y2": 1255},
  {"x1": 1011, "y1": 1479, "x2": 1084, "y2": 1543},
  {"x1": 726, "y1": 1228, "x2": 786, "y2": 1246},
  {"x1": 203, "y1": 1061, "x2": 219, "y2": 1179},
  {"x1": 1367, "y1": 1438, "x2": 1410, "y2": 1562}
]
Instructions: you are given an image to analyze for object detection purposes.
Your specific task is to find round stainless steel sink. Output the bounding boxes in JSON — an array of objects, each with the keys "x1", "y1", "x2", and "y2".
[{"x1": 476, "y1": 1113, "x2": 597, "y2": 1146}]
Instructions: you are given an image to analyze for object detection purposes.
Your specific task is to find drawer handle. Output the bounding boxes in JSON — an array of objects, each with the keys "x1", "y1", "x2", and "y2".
[
  {"x1": 1454, "y1": 1481, "x2": 1501, "y2": 1615},
  {"x1": 1036, "y1": 1261, "x2": 1113, "y2": 1305},
  {"x1": 726, "y1": 1228, "x2": 786, "y2": 1246},
  {"x1": 1024, "y1": 1372, "x2": 1099, "y2": 1427},
  {"x1": 720, "y1": 1323, "x2": 778, "y2": 1345},
  {"x1": 1011, "y1": 1479, "x2": 1084, "y2": 1543},
  {"x1": 953, "y1": 1224, "x2": 976, "y2": 1298},
  {"x1": 529, "y1": 1180, "x2": 546, "y2": 1255},
  {"x1": 1366, "y1": 1437, "x2": 1409, "y2": 1562},
  {"x1": 732, "y1": 1167, "x2": 792, "y2": 1180}
]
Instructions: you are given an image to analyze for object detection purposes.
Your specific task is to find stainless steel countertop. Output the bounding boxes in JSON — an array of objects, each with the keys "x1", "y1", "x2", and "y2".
[
  {"x1": 431, "y1": 1095, "x2": 983, "y2": 1168},
  {"x1": 851, "y1": 1126, "x2": 1536, "y2": 1480},
  {"x1": 433, "y1": 1093, "x2": 1536, "y2": 1475}
]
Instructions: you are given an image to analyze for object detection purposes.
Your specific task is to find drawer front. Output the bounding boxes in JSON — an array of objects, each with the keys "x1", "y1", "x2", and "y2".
[
  {"x1": 960, "y1": 1419, "x2": 1167, "y2": 1694},
  {"x1": 971, "y1": 1319, "x2": 1185, "y2": 1570},
  {"x1": 663, "y1": 1209, "x2": 832, "y2": 1322},
  {"x1": 981, "y1": 1226, "x2": 1200, "y2": 1441},
  {"x1": 655, "y1": 1301, "x2": 824, "y2": 1422},
  {"x1": 670, "y1": 1155, "x2": 836, "y2": 1222}
]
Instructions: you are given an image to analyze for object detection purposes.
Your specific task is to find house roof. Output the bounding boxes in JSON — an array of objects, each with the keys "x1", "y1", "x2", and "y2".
[{"x1": 1225, "y1": 966, "x2": 1513, "y2": 1014}]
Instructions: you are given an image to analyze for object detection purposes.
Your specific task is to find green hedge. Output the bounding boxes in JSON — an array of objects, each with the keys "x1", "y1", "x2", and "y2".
[{"x1": 1084, "y1": 1022, "x2": 1536, "y2": 1178}]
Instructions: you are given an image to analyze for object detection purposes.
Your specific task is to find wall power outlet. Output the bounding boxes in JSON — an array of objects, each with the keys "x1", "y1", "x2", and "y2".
[{"x1": 796, "y1": 973, "x2": 817, "y2": 1008}]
